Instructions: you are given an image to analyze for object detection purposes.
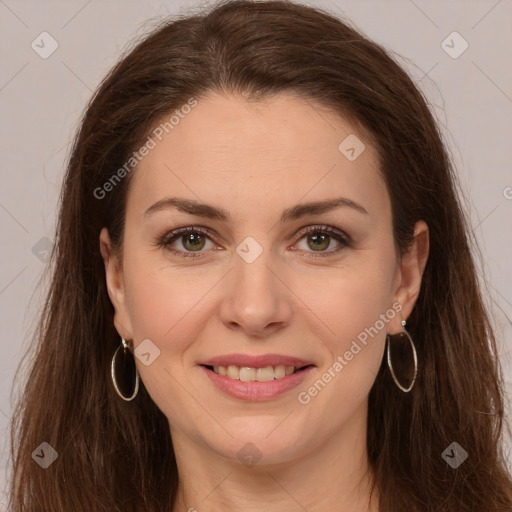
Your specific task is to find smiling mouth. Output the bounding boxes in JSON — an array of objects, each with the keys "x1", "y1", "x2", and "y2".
[{"x1": 202, "y1": 364, "x2": 314, "y2": 382}]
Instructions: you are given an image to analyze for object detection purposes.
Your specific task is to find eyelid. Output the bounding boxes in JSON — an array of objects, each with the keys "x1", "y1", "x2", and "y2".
[
  {"x1": 293, "y1": 224, "x2": 351, "y2": 244},
  {"x1": 157, "y1": 226, "x2": 218, "y2": 254}
]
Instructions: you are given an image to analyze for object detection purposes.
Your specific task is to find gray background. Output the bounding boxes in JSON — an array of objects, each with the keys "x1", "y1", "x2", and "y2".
[{"x1": 1, "y1": 0, "x2": 511, "y2": 506}]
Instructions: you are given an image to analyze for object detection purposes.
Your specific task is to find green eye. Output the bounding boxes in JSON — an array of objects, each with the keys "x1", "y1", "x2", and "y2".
[{"x1": 158, "y1": 225, "x2": 349, "y2": 259}]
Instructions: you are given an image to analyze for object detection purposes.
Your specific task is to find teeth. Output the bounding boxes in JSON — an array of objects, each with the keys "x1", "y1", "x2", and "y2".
[
  {"x1": 256, "y1": 366, "x2": 275, "y2": 381},
  {"x1": 212, "y1": 364, "x2": 298, "y2": 381},
  {"x1": 239, "y1": 367, "x2": 256, "y2": 381}
]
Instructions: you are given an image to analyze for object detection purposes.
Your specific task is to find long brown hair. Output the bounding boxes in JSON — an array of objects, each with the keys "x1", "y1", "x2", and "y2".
[{"x1": 8, "y1": 1, "x2": 512, "y2": 510}]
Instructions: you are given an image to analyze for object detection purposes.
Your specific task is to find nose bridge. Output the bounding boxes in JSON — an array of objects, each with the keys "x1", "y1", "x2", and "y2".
[
  {"x1": 233, "y1": 233, "x2": 278, "y2": 302},
  {"x1": 219, "y1": 233, "x2": 292, "y2": 334}
]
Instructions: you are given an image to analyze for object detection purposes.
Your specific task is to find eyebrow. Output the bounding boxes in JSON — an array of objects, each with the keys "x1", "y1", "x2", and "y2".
[{"x1": 143, "y1": 196, "x2": 368, "y2": 222}]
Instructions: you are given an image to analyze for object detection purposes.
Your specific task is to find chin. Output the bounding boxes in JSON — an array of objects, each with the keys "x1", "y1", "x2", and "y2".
[{"x1": 208, "y1": 428, "x2": 312, "y2": 467}]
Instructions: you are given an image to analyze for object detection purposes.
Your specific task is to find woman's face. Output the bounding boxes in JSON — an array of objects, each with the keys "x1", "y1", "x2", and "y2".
[{"x1": 101, "y1": 91, "x2": 427, "y2": 465}]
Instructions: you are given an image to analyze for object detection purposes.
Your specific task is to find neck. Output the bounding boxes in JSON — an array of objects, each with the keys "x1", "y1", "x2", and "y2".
[{"x1": 170, "y1": 402, "x2": 379, "y2": 512}]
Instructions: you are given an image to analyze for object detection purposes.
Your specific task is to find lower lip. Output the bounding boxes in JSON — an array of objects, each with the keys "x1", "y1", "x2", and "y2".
[{"x1": 200, "y1": 365, "x2": 315, "y2": 401}]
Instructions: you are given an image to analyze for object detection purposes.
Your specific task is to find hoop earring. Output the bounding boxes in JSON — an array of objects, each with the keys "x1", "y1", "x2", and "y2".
[
  {"x1": 386, "y1": 319, "x2": 418, "y2": 393},
  {"x1": 111, "y1": 337, "x2": 140, "y2": 401}
]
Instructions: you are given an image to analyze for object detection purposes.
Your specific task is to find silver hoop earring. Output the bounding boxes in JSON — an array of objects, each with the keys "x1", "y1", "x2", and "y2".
[
  {"x1": 111, "y1": 337, "x2": 140, "y2": 401},
  {"x1": 386, "y1": 319, "x2": 418, "y2": 393}
]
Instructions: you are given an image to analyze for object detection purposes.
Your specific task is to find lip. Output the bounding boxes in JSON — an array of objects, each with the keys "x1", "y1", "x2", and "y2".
[
  {"x1": 199, "y1": 360, "x2": 316, "y2": 401},
  {"x1": 200, "y1": 353, "x2": 315, "y2": 368}
]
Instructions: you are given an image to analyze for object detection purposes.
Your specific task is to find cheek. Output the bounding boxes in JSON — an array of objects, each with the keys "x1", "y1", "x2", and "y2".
[
  {"x1": 121, "y1": 250, "x2": 219, "y2": 424},
  {"x1": 122, "y1": 245, "x2": 216, "y2": 342},
  {"x1": 291, "y1": 304, "x2": 388, "y2": 440},
  {"x1": 121, "y1": 247, "x2": 227, "y2": 390},
  {"x1": 294, "y1": 258, "x2": 394, "y2": 348},
  {"x1": 290, "y1": 255, "x2": 394, "y2": 403}
]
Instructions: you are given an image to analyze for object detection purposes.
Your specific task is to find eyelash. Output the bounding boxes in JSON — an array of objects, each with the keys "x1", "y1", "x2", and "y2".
[{"x1": 157, "y1": 225, "x2": 350, "y2": 259}]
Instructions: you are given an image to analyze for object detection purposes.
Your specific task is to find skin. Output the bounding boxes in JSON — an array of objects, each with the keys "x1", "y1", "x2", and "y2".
[{"x1": 100, "y1": 91, "x2": 429, "y2": 512}]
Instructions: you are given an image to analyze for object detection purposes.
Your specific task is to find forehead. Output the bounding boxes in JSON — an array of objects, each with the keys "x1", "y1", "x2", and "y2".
[{"x1": 126, "y1": 91, "x2": 387, "y2": 220}]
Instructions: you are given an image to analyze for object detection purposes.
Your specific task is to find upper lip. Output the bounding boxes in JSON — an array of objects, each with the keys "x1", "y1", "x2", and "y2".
[{"x1": 200, "y1": 353, "x2": 316, "y2": 368}]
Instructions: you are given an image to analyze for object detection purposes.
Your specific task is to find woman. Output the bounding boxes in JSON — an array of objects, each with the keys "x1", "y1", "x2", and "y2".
[{"x1": 8, "y1": 0, "x2": 512, "y2": 510}]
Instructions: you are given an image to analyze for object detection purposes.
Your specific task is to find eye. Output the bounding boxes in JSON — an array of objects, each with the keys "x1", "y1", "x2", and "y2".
[
  {"x1": 157, "y1": 225, "x2": 350, "y2": 259},
  {"x1": 293, "y1": 225, "x2": 349, "y2": 258},
  {"x1": 158, "y1": 226, "x2": 217, "y2": 258}
]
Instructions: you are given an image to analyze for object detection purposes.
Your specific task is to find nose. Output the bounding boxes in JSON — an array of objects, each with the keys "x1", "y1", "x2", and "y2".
[{"x1": 218, "y1": 242, "x2": 293, "y2": 338}]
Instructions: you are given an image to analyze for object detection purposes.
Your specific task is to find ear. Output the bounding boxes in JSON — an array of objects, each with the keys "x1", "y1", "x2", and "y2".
[
  {"x1": 99, "y1": 227, "x2": 133, "y2": 340},
  {"x1": 388, "y1": 220, "x2": 429, "y2": 333}
]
